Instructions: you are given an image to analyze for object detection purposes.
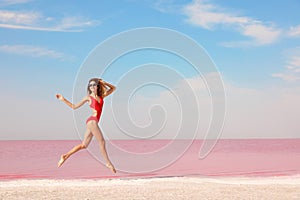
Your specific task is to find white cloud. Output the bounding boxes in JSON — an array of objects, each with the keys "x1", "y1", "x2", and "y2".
[
  {"x1": 55, "y1": 16, "x2": 100, "y2": 30},
  {"x1": 151, "y1": 0, "x2": 180, "y2": 13},
  {"x1": 0, "y1": 44, "x2": 73, "y2": 60},
  {"x1": 182, "y1": 0, "x2": 281, "y2": 47},
  {"x1": 0, "y1": 22, "x2": 82, "y2": 32},
  {"x1": 272, "y1": 49, "x2": 300, "y2": 82},
  {"x1": 0, "y1": 10, "x2": 40, "y2": 25},
  {"x1": 272, "y1": 73, "x2": 300, "y2": 82},
  {"x1": 0, "y1": 10, "x2": 100, "y2": 32},
  {"x1": 287, "y1": 56, "x2": 300, "y2": 72},
  {"x1": 288, "y1": 25, "x2": 300, "y2": 37},
  {"x1": 183, "y1": 0, "x2": 248, "y2": 29},
  {"x1": 240, "y1": 23, "x2": 281, "y2": 45},
  {"x1": 0, "y1": 0, "x2": 32, "y2": 6}
]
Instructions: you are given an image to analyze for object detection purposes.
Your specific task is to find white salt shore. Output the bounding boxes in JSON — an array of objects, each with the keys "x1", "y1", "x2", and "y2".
[{"x1": 1, "y1": 176, "x2": 300, "y2": 200}]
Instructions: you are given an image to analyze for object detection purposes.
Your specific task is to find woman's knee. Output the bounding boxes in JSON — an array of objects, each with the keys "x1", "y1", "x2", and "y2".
[{"x1": 80, "y1": 143, "x2": 87, "y2": 149}]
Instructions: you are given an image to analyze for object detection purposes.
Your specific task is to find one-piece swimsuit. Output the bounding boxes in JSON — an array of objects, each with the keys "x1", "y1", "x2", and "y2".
[{"x1": 86, "y1": 95, "x2": 103, "y2": 124}]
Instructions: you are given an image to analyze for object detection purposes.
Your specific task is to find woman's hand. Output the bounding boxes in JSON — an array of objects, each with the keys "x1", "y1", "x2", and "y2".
[{"x1": 56, "y1": 94, "x2": 64, "y2": 101}]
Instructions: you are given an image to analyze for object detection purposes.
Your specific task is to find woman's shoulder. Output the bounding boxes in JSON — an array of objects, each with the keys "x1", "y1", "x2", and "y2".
[{"x1": 83, "y1": 95, "x2": 91, "y2": 101}]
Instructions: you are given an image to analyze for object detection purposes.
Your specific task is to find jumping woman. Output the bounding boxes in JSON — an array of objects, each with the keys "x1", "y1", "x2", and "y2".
[{"x1": 56, "y1": 78, "x2": 116, "y2": 173}]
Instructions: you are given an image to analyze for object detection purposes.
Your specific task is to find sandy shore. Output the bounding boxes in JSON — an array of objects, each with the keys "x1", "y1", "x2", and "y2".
[{"x1": 1, "y1": 176, "x2": 300, "y2": 200}]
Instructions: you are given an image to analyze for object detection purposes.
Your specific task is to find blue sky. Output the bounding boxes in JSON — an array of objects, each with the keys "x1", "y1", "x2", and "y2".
[{"x1": 1, "y1": 0, "x2": 300, "y2": 139}]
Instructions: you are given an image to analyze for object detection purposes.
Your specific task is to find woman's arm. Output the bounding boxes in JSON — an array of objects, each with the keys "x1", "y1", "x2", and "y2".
[
  {"x1": 99, "y1": 79, "x2": 116, "y2": 98},
  {"x1": 56, "y1": 94, "x2": 89, "y2": 110}
]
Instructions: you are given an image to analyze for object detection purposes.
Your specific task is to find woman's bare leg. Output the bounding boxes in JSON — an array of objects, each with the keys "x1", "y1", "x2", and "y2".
[
  {"x1": 87, "y1": 122, "x2": 116, "y2": 173},
  {"x1": 58, "y1": 129, "x2": 93, "y2": 167}
]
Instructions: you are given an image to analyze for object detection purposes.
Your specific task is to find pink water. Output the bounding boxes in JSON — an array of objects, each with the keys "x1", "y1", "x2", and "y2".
[{"x1": 0, "y1": 139, "x2": 300, "y2": 180}]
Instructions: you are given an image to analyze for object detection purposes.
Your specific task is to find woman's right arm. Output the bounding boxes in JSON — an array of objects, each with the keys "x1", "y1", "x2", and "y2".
[{"x1": 56, "y1": 94, "x2": 89, "y2": 110}]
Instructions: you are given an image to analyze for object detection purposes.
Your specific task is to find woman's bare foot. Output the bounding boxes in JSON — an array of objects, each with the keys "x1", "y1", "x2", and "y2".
[
  {"x1": 57, "y1": 155, "x2": 67, "y2": 167},
  {"x1": 106, "y1": 163, "x2": 116, "y2": 173}
]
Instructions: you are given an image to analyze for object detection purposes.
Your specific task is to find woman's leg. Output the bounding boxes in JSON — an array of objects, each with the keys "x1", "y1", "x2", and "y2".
[
  {"x1": 57, "y1": 129, "x2": 93, "y2": 167},
  {"x1": 87, "y1": 122, "x2": 116, "y2": 173}
]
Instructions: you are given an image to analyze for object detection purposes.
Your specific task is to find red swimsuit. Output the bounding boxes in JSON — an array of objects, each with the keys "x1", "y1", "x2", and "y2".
[{"x1": 86, "y1": 95, "x2": 103, "y2": 124}]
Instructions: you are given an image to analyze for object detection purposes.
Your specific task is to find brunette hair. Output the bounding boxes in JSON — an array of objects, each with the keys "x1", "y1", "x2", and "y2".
[{"x1": 87, "y1": 78, "x2": 105, "y2": 97}]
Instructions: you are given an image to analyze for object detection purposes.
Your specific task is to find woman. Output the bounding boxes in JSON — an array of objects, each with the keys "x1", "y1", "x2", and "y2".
[{"x1": 56, "y1": 78, "x2": 116, "y2": 173}]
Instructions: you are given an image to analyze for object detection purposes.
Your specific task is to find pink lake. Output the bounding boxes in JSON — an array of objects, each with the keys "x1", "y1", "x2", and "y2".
[{"x1": 0, "y1": 139, "x2": 299, "y2": 180}]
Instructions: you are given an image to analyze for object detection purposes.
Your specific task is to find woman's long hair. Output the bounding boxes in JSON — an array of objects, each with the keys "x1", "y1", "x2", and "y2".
[{"x1": 87, "y1": 78, "x2": 106, "y2": 97}]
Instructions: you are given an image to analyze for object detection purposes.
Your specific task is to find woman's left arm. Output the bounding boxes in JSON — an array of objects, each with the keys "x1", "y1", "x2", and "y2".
[{"x1": 100, "y1": 79, "x2": 116, "y2": 98}]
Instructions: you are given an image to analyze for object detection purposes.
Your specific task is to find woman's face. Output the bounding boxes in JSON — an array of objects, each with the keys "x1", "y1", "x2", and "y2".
[{"x1": 89, "y1": 81, "x2": 98, "y2": 92}]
